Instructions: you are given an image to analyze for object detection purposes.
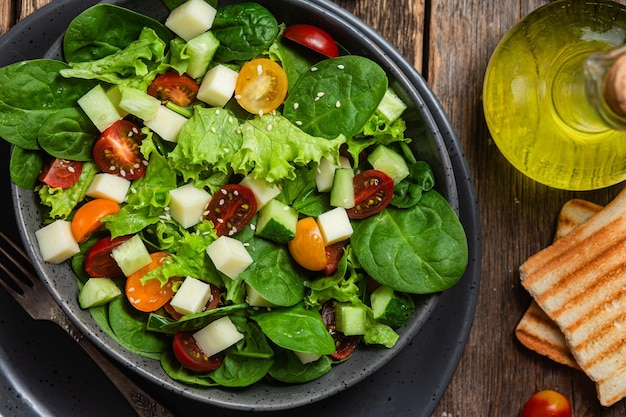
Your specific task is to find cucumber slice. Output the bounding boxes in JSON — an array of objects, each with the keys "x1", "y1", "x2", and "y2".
[
  {"x1": 78, "y1": 278, "x2": 121, "y2": 309},
  {"x1": 255, "y1": 199, "x2": 298, "y2": 244},
  {"x1": 370, "y1": 285, "x2": 416, "y2": 328},
  {"x1": 334, "y1": 302, "x2": 367, "y2": 336},
  {"x1": 367, "y1": 145, "x2": 409, "y2": 184},
  {"x1": 186, "y1": 30, "x2": 220, "y2": 78},
  {"x1": 118, "y1": 86, "x2": 161, "y2": 121},
  {"x1": 110, "y1": 234, "x2": 152, "y2": 276},
  {"x1": 330, "y1": 168, "x2": 354, "y2": 208},
  {"x1": 376, "y1": 88, "x2": 407, "y2": 123},
  {"x1": 77, "y1": 84, "x2": 125, "y2": 132}
]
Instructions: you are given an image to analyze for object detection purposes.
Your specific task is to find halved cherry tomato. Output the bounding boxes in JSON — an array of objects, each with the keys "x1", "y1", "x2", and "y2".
[
  {"x1": 125, "y1": 252, "x2": 180, "y2": 313},
  {"x1": 84, "y1": 235, "x2": 133, "y2": 278},
  {"x1": 93, "y1": 120, "x2": 147, "y2": 180},
  {"x1": 522, "y1": 390, "x2": 572, "y2": 417},
  {"x1": 147, "y1": 71, "x2": 199, "y2": 106},
  {"x1": 235, "y1": 58, "x2": 289, "y2": 115},
  {"x1": 71, "y1": 199, "x2": 120, "y2": 243},
  {"x1": 321, "y1": 301, "x2": 360, "y2": 360},
  {"x1": 172, "y1": 331, "x2": 224, "y2": 373},
  {"x1": 38, "y1": 158, "x2": 83, "y2": 189},
  {"x1": 283, "y1": 24, "x2": 340, "y2": 58},
  {"x1": 324, "y1": 241, "x2": 346, "y2": 276},
  {"x1": 346, "y1": 169, "x2": 395, "y2": 220},
  {"x1": 204, "y1": 184, "x2": 257, "y2": 237},
  {"x1": 288, "y1": 217, "x2": 326, "y2": 271}
]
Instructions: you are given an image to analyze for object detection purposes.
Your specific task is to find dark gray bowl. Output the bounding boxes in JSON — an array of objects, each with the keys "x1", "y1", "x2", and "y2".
[{"x1": 12, "y1": 0, "x2": 465, "y2": 411}]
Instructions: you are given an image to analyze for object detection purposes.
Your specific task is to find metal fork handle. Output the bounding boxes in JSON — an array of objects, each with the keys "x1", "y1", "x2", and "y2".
[{"x1": 55, "y1": 309, "x2": 176, "y2": 417}]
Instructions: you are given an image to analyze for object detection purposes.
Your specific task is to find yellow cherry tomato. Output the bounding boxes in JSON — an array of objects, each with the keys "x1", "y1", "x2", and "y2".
[
  {"x1": 288, "y1": 217, "x2": 327, "y2": 271},
  {"x1": 235, "y1": 58, "x2": 288, "y2": 115},
  {"x1": 71, "y1": 198, "x2": 120, "y2": 243}
]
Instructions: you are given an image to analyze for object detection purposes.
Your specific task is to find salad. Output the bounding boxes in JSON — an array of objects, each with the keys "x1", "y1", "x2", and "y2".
[{"x1": 0, "y1": 0, "x2": 468, "y2": 388}]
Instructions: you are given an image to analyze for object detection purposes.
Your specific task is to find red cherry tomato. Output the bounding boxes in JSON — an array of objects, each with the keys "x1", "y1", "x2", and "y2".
[
  {"x1": 84, "y1": 235, "x2": 133, "y2": 278},
  {"x1": 283, "y1": 24, "x2": 340, "y2": 58},
  {"x1": 204, "y1": 184, "x2": 257, "y2": 237},
  {"x1": 324, "y1": 241, "x2": 346, "y2": 276},
  {"x1": 346, "y1": 169, "x2": 395, "y2": 219},
  {"x1": 93, "y1": 120, "x2": 147, "y2": 180},
  {"x1": 147, "y1": 71, "x2": 199, "y2": 107},
  {"x1": 172, "y1": 331, "x2": 224, "y2": 373},
  {"x1": 38, "y1": 158, "x2": 83, "y2": 188},
  {"x1": 522, "y1": 390, "x2": 572, "y2": 417},
  {"x1": 235, "y1": 58, "x2": 289, "y2": 115}
]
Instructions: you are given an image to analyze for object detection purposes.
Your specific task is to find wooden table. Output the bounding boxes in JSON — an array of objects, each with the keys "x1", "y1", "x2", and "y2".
[{"x1": 3, "y1": 0, "x2": 626, "y2": 415}]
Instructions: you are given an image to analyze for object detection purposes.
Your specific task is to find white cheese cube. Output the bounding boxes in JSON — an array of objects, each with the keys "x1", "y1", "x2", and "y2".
[
  {"x1": 169, "y1": 277, "x2": 213, "y2": 316},
  {"x1": 193, "y1": 316, "x2": 244, "y2": 357},
  {"x1": 294, "y1": 351, "x2": 322, "y2": 365},
  {"x1": 317, "y1": 207, "x2": 354, "y2": 246},
  {"x1": 86, "y1": 173, "x2": 131, "y2": 203},
  {"x1": 165, "y1": 0, "x2": 217, "y2": 41},
  {"x1": 315, "y1": 156, "x2": 351, "y2": 192},
  {"x1": 197, "y1": 65, "x2": 238, "y2": 107},
  {"x1": 143, "y1": 105, "x2": 189, "y2": 143},
  {"x1": 239, "y1": 175, "x2": 280, "y2": 209},
  {"x1": 78, "y1": 84, "x2": 125, "y2": 132},
  {"x1": 206, "y1": 236, "x2": 253, "y2": 279},
  {"x1": 35, "y1": 220, "x2": 80, "y2": 264},
  {"x1": 168, "y1": 183, "x2": 212, "y2": 229},
  {"x1": 245, "y1": 283, "x2": 276, "y2": 308}
]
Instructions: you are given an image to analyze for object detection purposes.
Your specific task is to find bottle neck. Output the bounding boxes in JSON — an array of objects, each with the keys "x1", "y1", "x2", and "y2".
[{"x1": 584, "y1": 45, "x2": 626, "y2": 131}]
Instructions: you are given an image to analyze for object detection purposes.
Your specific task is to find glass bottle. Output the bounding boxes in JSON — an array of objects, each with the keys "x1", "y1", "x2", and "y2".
[{"x1": 483, "y1": 0, "x2": 626, "y2": 190}]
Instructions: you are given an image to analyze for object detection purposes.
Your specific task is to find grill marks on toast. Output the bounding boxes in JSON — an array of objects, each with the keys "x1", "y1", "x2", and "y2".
[{"x1": 519, "y1": 189, "x2": 626, "y2": 406}]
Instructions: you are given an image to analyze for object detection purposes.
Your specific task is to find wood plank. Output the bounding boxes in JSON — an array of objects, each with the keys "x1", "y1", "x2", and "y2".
[
  {"x1": 17, "y1": 0, "x2": 53, "y2": 21},
  {"x1": 0, "y1": 1, "x2": 15, "y2": 36}
]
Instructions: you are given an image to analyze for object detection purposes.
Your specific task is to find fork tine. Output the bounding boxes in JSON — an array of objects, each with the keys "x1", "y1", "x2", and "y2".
[{"x1": 0, "y1": 230, "x2": 39, "y2": 294}]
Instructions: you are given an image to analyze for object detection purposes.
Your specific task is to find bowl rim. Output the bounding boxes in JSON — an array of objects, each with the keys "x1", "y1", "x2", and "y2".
[{"x1": 9, "y1": 0, "x2": 469, "y2": 411}]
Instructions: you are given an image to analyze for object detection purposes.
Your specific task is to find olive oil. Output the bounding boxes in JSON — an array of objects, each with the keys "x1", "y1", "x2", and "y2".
[{"x1": 483, "y1": 0, "x2": 626, "y2": 190}]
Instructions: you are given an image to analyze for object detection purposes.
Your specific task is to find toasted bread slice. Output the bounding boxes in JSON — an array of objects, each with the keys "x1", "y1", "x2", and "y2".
[
  {"x1": 520, "y1": 188, "x2": 626, "y2": 407},
  {"x1": 515, "y1": 199, "x2": 602, "y2": 370}
]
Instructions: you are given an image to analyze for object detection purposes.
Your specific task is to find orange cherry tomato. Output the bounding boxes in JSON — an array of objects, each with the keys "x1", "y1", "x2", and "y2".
[
  {"x1": 125, "y1": 252, "x2": 180, "y2": 312},
  {"x1": 522, "y1": 390, "x2": 572, "y2": 417},
  {"x1": 235, "y1": 58, "x2": 288, "y2": 115},
  {"x1": 288, "y1": 217, "x2": 327, "y2": 271},
  {"x1": 71, "y1": 198, "x2": 121, "y2": 243}
]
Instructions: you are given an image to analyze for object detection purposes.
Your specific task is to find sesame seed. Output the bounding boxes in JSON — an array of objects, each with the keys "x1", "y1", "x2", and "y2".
[
  {"x1": 68, "y1": 166, "x2": 75, "y2": 173},
  {"x1": 337, "y1": 64, "x2": 345, "y2": 70},
  {"x1": 293, "y1": 102, "x2": 299, "y2": 110},
  {"x1": 296, "y1": 120, "x2": 302, "y2": 126},
  {"x1": 336, "y1": 101, "x2": 341, "y2": 108},
  {"x1": 257, "y1": 64, "x2": 263, "y2": 75},
  {"x1": 216, "y1": 109, "x2": 221, "y2": 115},
  {"x1": 250, "y1": 224, "x2": 256, "y2": 231},
  {"x1": 234, "y1": 94, "x2": 242, "y2": 99},
  {"x1": 267, "y1": 123, "x2": 273, "y2": 131},
  {"x1": 211, "y1": 126, "x2": 217, "y2": 133},
  {"x1": 311, "y1": 67, "x2": 318, "y2": 72},
  {"x1": 317, "y1": 92, "x2": 325, "y2": 97},
  {"x1": 120, "y1": 169, "x2": 126, "y2": 177},
  {"x1": 219, "y1": 199, "x2": 225, "y2": 205},
  {"x1": 221, "y1": 189, "x2": 228, "y2": 195}
]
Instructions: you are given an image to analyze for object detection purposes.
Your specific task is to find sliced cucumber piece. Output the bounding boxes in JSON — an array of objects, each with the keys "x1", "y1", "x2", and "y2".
[
  {"x1": 118, "y1": 86, "x2": 161, "y2": 121},
  {"x1": 78, "y1": 278, "x2": 121, "y2": 309},
  {"x1": 111, "y1": 234, "x2": 152, "y2": 277},
  {"x1": 186, "y1": 31, "x2": 220, "y2": 78},
  {"x1": 330, "y1": 168, "x2": 354, "y2": 208},
  {"x1": 334, "y1": 302, "x2": 367, "y2": 336},
  {"x1": 370, "y1": 285, "x2": 416, "y2": 328},
  {"x1": 376, "y1": 88, "x2": 407, "y2": 123},
  {"x1": 255, "y1": 199, "x2": 298, "y2": 244},
  {"x1": 77, "y1": 84, "x2": 125, "y2": 132},
  {"x1": 367, "y1": 145, "x2": 409, "y2": 184}
]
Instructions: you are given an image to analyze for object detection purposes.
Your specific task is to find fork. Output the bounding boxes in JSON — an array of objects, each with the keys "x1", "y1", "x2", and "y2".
[{"x1": 0, "y1": 229, "x2": 177, "y2": 417}]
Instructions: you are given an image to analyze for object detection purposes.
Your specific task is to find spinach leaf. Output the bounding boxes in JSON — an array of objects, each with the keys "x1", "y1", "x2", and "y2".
[
  {"x1": 391, "y1": 142, "x2": 435, "y2": 208},
  {"x1": 63, "y1": 4, "x2": 173, "y2": 63},
  {"x1": 38, "y1": 108, "x2": 99, "y2": 161},
  {"x1": 251, "y1": 302, "x2": 335, "y2": 354},
  {"x1": 0, "y1": 59, "x2": 96, "y2": 150},
  {"x1": 212, "y1": 3, "x2": 279, "y2": 62},
  {"x1": 9, "y1": 147, "x2": 43, "y2": 190},
  {"x1": 283, "y1": 55, "x2": 388, "y2": 139},
  {"x1": 351, "y1": 190, "x2": 468, "y2": 294},
  {"x1": 239, "y1": 236, "x2": 305, "y2": 307},
  {"x1": 108, "y1": 296, "x2": 169, "y2": 359},
  {"x1": 268, "y1": 348, "x2": 332, "y2": 383},
  {"x1": 146, "y1": 304, "x2": 248, "y2": 334}
]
